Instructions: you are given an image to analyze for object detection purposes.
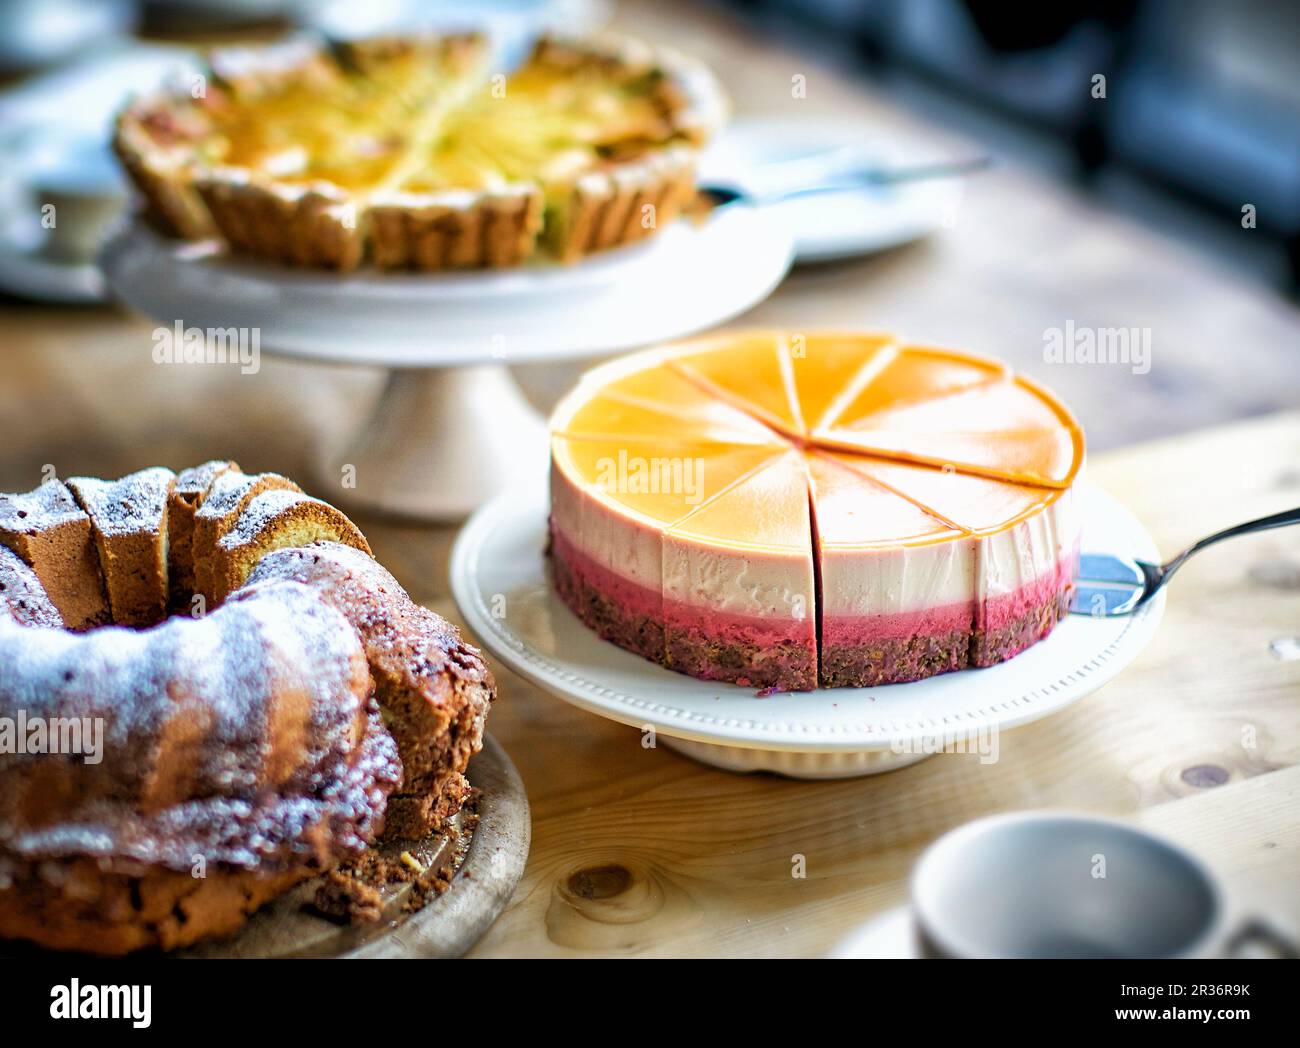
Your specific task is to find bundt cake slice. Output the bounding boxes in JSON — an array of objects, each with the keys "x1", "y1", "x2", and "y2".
[
  {"x1": 0, "y1": 480, "x2": 110, "y2": 630},
  {"x1": 247, "y1": 542, "x2": 493, "y2": 838},
  {"x1": 190, "y1": 470, "x2": 301, "y2": 606},
  {"x1": 166, "y1": 459, "x2": 239, "y2": 610},
  {"x1": 67, "y1": 467, "x2": 177, "y2": 628},
  {"x1": 0, "y1": 580, "x2": 402, "y2": 954},
  {"x1": 0, "y1": 545, "x2": 64, "y2": 628},
  {"x1": 207, "y1": 490, "x2": 372, "y2": 605}
]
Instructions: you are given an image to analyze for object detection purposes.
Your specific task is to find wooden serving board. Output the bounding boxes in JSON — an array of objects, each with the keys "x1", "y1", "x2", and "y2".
[{"x1": 184, "y1": 735, "x2": 530, "y2": 959}]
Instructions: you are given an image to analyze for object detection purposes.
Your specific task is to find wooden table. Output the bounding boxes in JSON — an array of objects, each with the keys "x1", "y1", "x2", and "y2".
[{"x1": 1, "y1": 1, "x2": 1297, "y2": 957}]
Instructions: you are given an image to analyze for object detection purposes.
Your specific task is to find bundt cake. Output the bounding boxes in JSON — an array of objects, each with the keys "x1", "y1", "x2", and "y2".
[{"x1": 0, "y1": 465, "x2": 494, "y2": 955}]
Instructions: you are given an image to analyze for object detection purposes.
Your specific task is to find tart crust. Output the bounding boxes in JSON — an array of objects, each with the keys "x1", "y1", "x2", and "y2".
[{"x1": 113, "y1": 33, "x2": 727, "y2": 271}]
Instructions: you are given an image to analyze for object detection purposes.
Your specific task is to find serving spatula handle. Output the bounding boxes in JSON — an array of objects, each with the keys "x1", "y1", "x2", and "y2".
[{"x1": 1160, "y1": 505, "x2": 1300, "y2": 587}]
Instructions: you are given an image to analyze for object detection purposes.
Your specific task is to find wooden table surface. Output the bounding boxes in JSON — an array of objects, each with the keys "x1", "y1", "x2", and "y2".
[{"x1": 1, "y1": 1, "x2": 1297, "y2": 957}]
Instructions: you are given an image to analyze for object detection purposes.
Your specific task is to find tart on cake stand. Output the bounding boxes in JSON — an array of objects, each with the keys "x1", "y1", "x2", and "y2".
[
  {"x1": 99, "y1": 205, "x2": 793, "y2": 519},
  {"x1": 450, "y1": 481, "x2": 1163, "y2": 779}
]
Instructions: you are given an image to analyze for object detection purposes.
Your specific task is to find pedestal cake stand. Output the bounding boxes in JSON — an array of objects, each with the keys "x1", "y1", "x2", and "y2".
[{"x1": 100, "y1": 206, "x2": 794, "y2": 519}]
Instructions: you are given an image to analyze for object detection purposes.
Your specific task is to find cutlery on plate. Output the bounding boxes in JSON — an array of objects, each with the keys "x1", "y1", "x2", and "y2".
[
  {"x1": 1070, "y1": 505, "x2": 1300, "y2": 616},
  {"x1": 699, "y1": 155, "x2": 992, "y2": 208}
]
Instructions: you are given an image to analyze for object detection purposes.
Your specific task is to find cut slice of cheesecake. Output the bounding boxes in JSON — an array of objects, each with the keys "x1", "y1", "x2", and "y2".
[
  {"x1": 807, "y1": 451, "x2": 973, "y2": 687},
  {"x1": 664, "y1": 451, "x2": 817, "y2": 691},
  {"x1": 549, "y1": 435, "x2": 785, "y2": 666},
  {"x1": 665, "y1": 331, "x2": 806, "y2": 438},
  {"x1": 785, "y1": 331, "x2": 900, "y2": 433},
  {"x1": 815, "y1": 365, "x2": 1082, "y2": 488},
  {"x1": 815, "y1": 343, "x2": 1010, "y2": 431}
]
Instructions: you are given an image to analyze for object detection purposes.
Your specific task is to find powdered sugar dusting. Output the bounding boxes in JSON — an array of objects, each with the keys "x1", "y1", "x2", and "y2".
[
  {"x1": 0, "y1": 579, "x2": 400, "y2": 871},
  {"x1": 0, "y1": 480, "x2": 85, "y2": 533},
  {"x1": 68, "y1": 468, "x2": 174, "y2": 538},
  {"x1": 220, "y1": 490, "x2": 317, "y2": 549},
  {"x1": 174, "y1": 459, "x2": 237, "y2": 501}
]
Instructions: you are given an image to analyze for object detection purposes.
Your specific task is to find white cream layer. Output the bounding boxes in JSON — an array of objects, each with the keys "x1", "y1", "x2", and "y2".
[
  {"x1": 553, "y1": 459, "x2": 1081, "y2": 620},
  {"x1": 820, "y1": 491, "x2": 1079, "y2": 617}
]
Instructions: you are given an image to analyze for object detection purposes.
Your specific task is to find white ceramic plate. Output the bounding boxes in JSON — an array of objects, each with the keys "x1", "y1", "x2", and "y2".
[
  {"x1": 699, "y1": 117, "x2": 967, "y2": 264},
  {"x1": 826, "y1": 905, "x2": 917, "y2": 959},
  {"x1": 100, "y1": 205, "x2": 794, "y2": 367},
  {"x1": 451, "y1": 482, "x2": 1165, "y2": 778},
  {"x1": 0, "y1": 225, "x2": 106, "y2": 303}
]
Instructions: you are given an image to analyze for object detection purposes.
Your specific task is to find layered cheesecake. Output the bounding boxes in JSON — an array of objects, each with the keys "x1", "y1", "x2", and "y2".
[{"x1": 548, "y1": 331, "x2": 1084, "y2": 692}]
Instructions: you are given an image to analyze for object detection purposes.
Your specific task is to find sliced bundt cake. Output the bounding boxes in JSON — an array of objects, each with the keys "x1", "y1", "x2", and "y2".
[
  {"x1": 166, "y1": 458, "x2": 239, "y2": 609},
  {"x1": 0, "y1": 464, "x2": 495, "y2": 955},
  {"x1": 207, "y1": 490, "x2": 372, "y2": 605},
  {"x1": 190, "y1": 470, "x2": 301, "y2": 606},
  {"x1": 0, "y1": 480, "x2": 111, "y2": 630},
  {"x1": 67, "y1": 467, "x2": 177, "y2": 628}
]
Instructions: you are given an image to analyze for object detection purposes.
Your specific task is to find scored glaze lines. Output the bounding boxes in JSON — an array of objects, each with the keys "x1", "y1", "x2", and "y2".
[
  {"x1": 823, "y1": 365, "x2": 1010, "y2": 432},
  {"x1": 775, "y1": 333, "x2": 809, "y2": 436},
  {"x1": 810, "y1": 339, "x2": 900, "y2": 432},
  {"x1": 664, "y1": 358, "x2": 803, "y2": 441},
  {"x1": 810, "y1": 449, "x2": 974, "y2": 535}
]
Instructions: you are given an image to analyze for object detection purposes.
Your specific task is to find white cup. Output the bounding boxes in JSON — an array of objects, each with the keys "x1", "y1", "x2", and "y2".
[{"x1": 911, "y1": 811, "x2": 1295, "y2": 959}]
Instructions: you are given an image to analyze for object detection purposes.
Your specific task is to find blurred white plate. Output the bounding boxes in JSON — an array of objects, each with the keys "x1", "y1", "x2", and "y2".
[
  {"x1": 699, "y1": 117, "x2": 967, "y2": 263},
  {"x1": 0, "y1": 43, "x2": 198, "y2": 302},
  {"x1": 0, "y1": 229, "x2": 106, "y2": 304},
  {"x1": 826, "y1": 905, "x2": 917, "y2": 959}
]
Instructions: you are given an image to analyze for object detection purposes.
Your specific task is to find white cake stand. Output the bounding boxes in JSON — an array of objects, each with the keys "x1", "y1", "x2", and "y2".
[
  {"x1": 450, "y1": 483, "x2": 1165, "y2": 779},
  {"x1": 99, "y1": 207, "x2": 794, "y2": 519}
]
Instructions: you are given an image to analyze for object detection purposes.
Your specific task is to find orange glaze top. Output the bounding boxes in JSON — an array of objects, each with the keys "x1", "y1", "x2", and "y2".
[{"x1": 549, "y1": 331, "x2": 1084, "y2": 553}]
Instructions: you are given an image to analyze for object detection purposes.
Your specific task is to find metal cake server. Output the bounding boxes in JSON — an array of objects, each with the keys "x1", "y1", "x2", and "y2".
[{"x1": 1071, "y1": 505, "x2": 1300, "y2": 617}]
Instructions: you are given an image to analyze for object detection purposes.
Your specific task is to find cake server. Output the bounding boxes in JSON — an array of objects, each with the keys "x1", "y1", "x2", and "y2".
[{"x1": 1070, "y1": 505, "x2": 1300, "y2": 616}]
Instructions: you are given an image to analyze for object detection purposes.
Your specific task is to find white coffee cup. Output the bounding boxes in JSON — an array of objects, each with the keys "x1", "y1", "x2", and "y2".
[{"x1": 911, "y1": 811, "x2": 1295, "y2": 959}]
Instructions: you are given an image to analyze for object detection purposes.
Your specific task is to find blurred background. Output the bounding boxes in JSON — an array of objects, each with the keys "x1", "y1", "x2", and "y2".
[
  {"x1": 1, "y1": 0, "x2": 1297, "y2": 472},
  {"x1": 2, "y1": 0, "x2": 1296, "y2": 289},
  {"x1": 748, "y1": 0, "x2": 1300, "y2": 290}
]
